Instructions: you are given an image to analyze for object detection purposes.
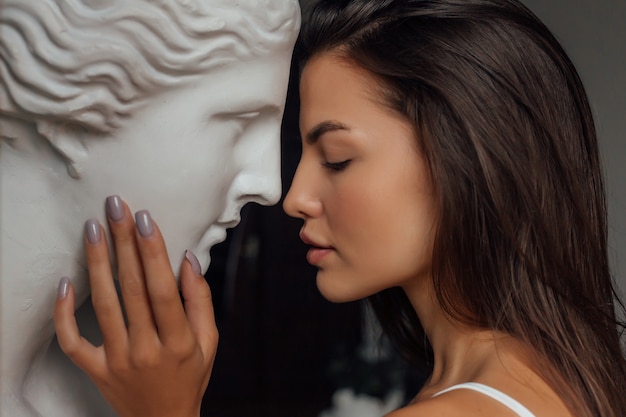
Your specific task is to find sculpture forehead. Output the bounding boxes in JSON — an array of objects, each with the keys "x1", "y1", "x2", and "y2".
[
  {"x1": 28, "y1": 0, "x2": 301, "y2": 27},
  {"x1": 0, "y1": 0, "x2": 300, "y2": 132},
  {"x1": 1, "y1": 0, "x2": 300, "y2": 43}
]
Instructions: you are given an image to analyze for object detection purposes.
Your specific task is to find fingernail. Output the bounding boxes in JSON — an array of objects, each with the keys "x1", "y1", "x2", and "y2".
[
  {"x1": 185, "y1": 250, "x2": 202, "y2": 275},
  {"x1": 58, "y1": 276, "x2": 70, "y2": 300},
  {"x1": 135, "y1": 210, "x2": 154, "y2": 237},
  {"x1": 106, "y1": 195, "x2": 124, "y2": 222},
  {"x1": 85, "y1": 218, "x2": 101, "y2": 244}
]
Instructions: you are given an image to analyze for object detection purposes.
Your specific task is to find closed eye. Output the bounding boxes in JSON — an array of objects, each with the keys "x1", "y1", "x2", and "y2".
[
  {"x1": 211, "y1": 110, "x2": 265, "y2": 139},
  {"x1": 234, "y1": 111, "x2": 261, "y2": 120},
  {"x1": 214, "y1": 103, "x2": 279, "y2": 122},
  {"x1": 322, "y1": 159, "x2": 351, "y2": 172},
  {"x1": 213, "y1": 110, "x2": 262, "y2": 122}
]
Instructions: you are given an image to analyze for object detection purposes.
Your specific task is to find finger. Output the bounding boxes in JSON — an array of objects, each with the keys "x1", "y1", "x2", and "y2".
[
  {"x1": 105, "y1": 196, "x2": 156, "y2": 339},
  {"x1": 181, "y1": 250, "x2": 219, "y2": 358},
  {"x1": 84, "y1": 218, "x2": 129, "y2": 357},
  {"x1": 54, "y1": 277, "x2": 106, "y2": 377},
  {"x1": 133, "y1": 210, "x2": 192, "y2": 346}
]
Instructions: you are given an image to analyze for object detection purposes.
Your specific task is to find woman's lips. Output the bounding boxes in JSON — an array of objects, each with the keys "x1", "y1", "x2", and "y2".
[
  {"x1": 300, "y1": 230, "x2": 334, "y2": 265},
  {"x1": 306, "y1": 246, "x2": 333, "y2": 265}
]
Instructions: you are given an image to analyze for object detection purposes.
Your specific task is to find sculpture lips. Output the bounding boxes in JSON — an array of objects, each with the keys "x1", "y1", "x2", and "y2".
[
  {"x1": 217, "y1": 218, "x2": 240, "y2": 229},
  {"x1": 199, "y1": 225, "x2": 227, "y2": 252}
]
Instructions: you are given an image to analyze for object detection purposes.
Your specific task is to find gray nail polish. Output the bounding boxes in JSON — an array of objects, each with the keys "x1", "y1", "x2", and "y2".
[
  {"x1": 135, "y1": 210, "x2": 154, "y2": 237},
  {"x1": 185, "y1": 250, "x2": 202, "y2": 275},
  {"x1": 106, "y1": 195, "x2": 124, "y2": 222},
  {"x1": 58, "y1": 276, "x2": 70, "y2": 300},
  {"x1": 85, "y1": 218, "x2": 101, "y2": 244}
]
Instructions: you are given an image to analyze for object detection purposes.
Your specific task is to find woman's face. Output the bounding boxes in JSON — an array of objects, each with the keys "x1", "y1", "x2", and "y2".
[
  {"x1": 283, "y1": 53, "x2": 438, "y2": 303},
  {"x1": 76, "y1": 51, "x2": 292, "y2": 273}
]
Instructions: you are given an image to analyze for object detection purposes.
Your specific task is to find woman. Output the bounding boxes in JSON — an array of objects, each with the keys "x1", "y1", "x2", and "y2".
[{"x1": 54, "y1": 0, "x2": 626, "y2": 416}]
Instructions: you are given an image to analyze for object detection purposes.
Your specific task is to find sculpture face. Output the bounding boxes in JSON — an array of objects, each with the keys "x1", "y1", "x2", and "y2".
[
  {"x1": 77, "y1": 52, "x2": 289, "y2": 273},
  {"x1": 0, "y1": 1, "x2": 300, "y2": 415}
]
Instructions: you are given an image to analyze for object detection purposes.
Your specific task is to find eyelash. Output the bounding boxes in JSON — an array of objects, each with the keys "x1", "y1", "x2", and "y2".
[{"x1": 322, "y1": 159, "x2": 351, "y2": 172}]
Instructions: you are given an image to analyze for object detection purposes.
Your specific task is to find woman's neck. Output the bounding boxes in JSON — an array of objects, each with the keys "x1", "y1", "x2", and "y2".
[{"x1": 401, "y1": 278, "x2": 527, "y2": 393}]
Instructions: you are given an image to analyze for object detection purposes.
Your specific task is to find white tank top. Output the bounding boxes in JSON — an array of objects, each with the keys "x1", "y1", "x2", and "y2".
[{"x1": 433, "y1": 382, "x2": 537, "y2": 417}]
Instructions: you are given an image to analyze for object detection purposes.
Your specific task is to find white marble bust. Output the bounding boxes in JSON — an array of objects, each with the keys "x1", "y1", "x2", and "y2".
[{"x1": 0, "y1": 1, "x2": 300, "y2": 416}]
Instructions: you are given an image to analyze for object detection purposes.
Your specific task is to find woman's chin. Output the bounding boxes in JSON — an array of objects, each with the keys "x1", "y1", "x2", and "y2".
[{"x1": 315, "y1": 273, "x2": 371, "y2": 304}]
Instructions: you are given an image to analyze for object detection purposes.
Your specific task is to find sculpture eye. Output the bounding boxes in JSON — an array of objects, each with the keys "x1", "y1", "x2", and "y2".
[
  {"x1": 212, "y1": 110, "x2": 261, "y2": 139},
  {"x1": 213, "y1": 104, "x2": 279, "y2": 141},
  {"x1": 213, "y1": 109, "x2": 261, "y2": 122},
  {"x1": 235, "y1": 111, "x2": 261, "y2": 120},
  {"x1": 231, "y1": 111, "x2": 262, "y2": 137}
]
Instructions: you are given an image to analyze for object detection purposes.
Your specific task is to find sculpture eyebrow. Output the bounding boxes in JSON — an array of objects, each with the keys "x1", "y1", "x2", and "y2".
[{"x1": 305, "y1": 121, "x2": 349, "y2": 144}]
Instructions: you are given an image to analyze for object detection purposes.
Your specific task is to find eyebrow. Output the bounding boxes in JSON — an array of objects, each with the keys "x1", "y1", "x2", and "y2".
[{"x1": 305, "y1": 121, "x2": 350, "y2": 144}]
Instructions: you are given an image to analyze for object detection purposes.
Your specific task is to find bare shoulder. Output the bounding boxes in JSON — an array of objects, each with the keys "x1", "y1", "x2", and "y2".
[
  {"x1": 384, "y1": 389, "x2": 523, "y2": 417},
  {"x1": 383, "y1": 400, "x2": 446, "y2": 417}
]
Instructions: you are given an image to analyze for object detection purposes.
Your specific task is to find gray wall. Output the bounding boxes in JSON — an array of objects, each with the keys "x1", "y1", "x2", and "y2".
[{"x1": 522, "y1": 0, "x2": 626, "y2": 296}]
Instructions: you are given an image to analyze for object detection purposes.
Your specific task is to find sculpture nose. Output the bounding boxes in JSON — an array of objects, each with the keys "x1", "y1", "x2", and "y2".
[
  {"x1": 232, "y1": 118, "x2": 282, "y2": 207},
  {"x1": 232, "y1": 162, "x2": 282, "y2": 207}
]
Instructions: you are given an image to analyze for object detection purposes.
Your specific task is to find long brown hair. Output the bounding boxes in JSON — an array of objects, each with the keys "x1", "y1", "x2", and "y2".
[{"x1": 298, "y1": 1, "x2": 626, "y2": 416}]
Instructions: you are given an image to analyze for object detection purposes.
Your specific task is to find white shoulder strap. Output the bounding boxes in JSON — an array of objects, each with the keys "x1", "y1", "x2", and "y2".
[{"x1": 433, "y1": 382, "x2": 537, "y2": 417}]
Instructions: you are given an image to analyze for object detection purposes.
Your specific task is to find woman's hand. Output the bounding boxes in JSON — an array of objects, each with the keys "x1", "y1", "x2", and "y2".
[{"x1": 54, "y1": 196, "x2": 217, "y2": 417}]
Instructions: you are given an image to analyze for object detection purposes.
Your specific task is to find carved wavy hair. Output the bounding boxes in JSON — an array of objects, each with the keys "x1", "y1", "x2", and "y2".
[
  {"x1": 298, "y1": 1, "x2": 626, "y2": 417},
  {"x1": 0, "y1": 0, "x2": 300, "y2": 133}
]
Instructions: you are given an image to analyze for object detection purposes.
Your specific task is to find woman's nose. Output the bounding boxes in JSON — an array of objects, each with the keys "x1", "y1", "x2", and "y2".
[{"x1": 283, "y1": 158, "x2": 322, "y2": 219}]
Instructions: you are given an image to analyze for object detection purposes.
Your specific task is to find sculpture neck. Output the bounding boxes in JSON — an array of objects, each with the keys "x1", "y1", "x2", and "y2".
[{"x1": 1, "y1": 132, "x2": 93, "y2": 417}]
